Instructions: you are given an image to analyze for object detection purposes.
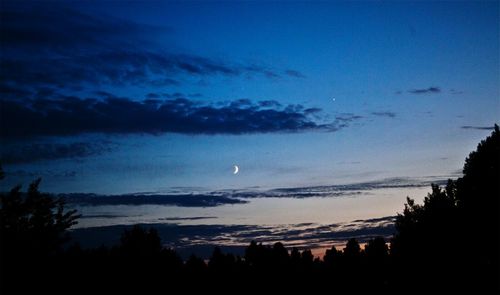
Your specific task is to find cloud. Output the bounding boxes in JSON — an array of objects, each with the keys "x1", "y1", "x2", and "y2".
[
  {"x1": 461, "y1": 125, "x2": 495, "y2": 130},
  {"x1": 258, "y1": 100, "x2": 282, "y2": 108},
  {"x1": 0, "y1": 83, "x2": 33, "y2": 100},
  {"x1": 337, "y1": 161, "x2": 361, "y2": 165},
  {"x1": 335, "y1": 113, "x2": 364, "y2": 123},
  {"x1": 80, "y1": 215, "x2": 217, "y2": 220},
  {"x1": 1, "y1": 141, "x2": 112, "y2": 164},
  {"x1": 0, "y1": 3, "x2": 339, "y2": 145},
  {"x1": 304, "y1": 107, "x2": 322, "y2": 114},
  {"x1": 80, "y1": 214, "x2": 217, "y2": 221},
  {"x1": 146, "y1": 93, "x2": 161, "y2": 99},
  {"x1": 371, "y1": 111, "x2": 396, "y2": 118},
  {"x1": 61, "y1": 193, "x2": 248, "y2": 207},
  {"x1": 158, "y1": 216, "x2": 218, "y2": 221},
  {"x1": 0, "y1": 97, "x2": 344, "y2": 139},
  {"x1": 0, "y1": 3, "x2": 301, "y2": 95},
  {"x1": 46, "y1": 175, "x2": 454, "y2": 209},
  {"x1": 285, "y1": 69, "x2": 306, "y2": 78},
  {"x1": 70, "y1": 216, "x2": 396, "y2": 258},
  {"x1": 352, "y1": 216, "x2": 396, "y2": 223},
  {"x1": 0, "y1": 3, "x2": 167, "y2": 52},
  {"x1": 1, "y1": 51, "x2": 280, "y2": 92},
  {"x1": 80, "y1": 214, "x2": 133, "y2": 219},
  {"x1": 130, "y1": 175, "x2": 453, "y2": 203},
  {"x1": 408, "y1": 87, "x2": 441, "y2": 94},
  {"x1": 233, "y1": 176, "x2": 451, "y2": 199}
]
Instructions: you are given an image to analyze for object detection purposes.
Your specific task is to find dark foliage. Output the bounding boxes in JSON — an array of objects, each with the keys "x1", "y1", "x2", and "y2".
[
  {"x1": 391, "y1": 125, "x2": 499, "y2": 292},
  {"x1": 0, "y1": 126, "x2": 499, "y2": 293},
  {"x1": 0, "y1": 177, "x2": 79, "y2": 257},
  {"x1": 0, "y1": 176, "x2": 80, "y2": 293}
]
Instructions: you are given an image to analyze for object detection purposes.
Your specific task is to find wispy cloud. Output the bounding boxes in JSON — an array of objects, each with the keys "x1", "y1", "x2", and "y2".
[
  {"x1": 461, "y1": 125, "x2": 495, "y2": 130},
  {"x1": 0, "y1": 3, "x2": 302, "y2": 96},
  {"x1": 62, "y1": 193, "x2": 248, "y2": 207},
  {"x1": 158, "y1": 216, "x2": 218, "y2": 221},
  {"x1": 371, "y1": 111, "x2": 396, "y2": 118},
  {"x1": 408, "y1": 87, "x2": 440, "y2": 94},
  {"x1": 334, "y1": 113, "x2": 364, "y2": 125},
  {"x1": 60, "y1": 176, "x2": 453, "y2": 208},
  {"x1": 1, "y1": 141, "x2": 113, "y2": 164},
  {"x1": 284, "y1": 69, "x2": 306, "y2": 78},
  {"x1": 251, "y1": 176, "x2": 451, "y2": 198},
  {"x1": 6, "y1": 169, "x2": 78, "y2": 178}
]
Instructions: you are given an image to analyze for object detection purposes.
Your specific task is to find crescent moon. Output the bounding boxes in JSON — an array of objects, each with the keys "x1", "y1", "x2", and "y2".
[{"x1": 233, "y1": 165, "x2": 239, "y2": 174}]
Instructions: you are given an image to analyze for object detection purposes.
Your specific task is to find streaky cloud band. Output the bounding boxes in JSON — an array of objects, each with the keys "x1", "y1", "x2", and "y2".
[
  {"x1": 58, "y1": 175, "x2": 455, "y2": 208},
  {"x1": 461, "y1": 125, "x2": 495, "y2": 130}
]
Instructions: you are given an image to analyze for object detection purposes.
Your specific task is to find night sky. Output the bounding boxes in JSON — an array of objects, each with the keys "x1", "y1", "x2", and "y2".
[{"x1": 1, "y1": 1, "x2": 498, "y2": 207}]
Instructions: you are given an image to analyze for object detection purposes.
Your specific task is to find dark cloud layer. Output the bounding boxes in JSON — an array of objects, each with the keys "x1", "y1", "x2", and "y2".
[
  {"x1": 1, "y1": 97, "x2": 340, "y2": 139},
  {"x1": 0, "y1": 3, "x2": 313, "y2": 144},
  {"x1": 408, "y1": 87, "x2": 441, "y2": 94},
  {"x1": 0, "y1": 3, "x2": 303, "y2": 96},
  {"x1": 0, "y1": 3, "x2": 166, "y2": 52}
]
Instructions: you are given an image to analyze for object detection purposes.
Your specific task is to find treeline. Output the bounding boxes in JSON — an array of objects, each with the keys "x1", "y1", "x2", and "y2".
[{"x1": 0, "y1": 125, "x2": 498, "y2": 294}]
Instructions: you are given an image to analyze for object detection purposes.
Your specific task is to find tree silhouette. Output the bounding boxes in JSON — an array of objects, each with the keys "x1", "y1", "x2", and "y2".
[
  {"x1": 342, "y1": 237, "x2": 361, "y2": 284},
  {"x1": 185, "y1": 253, "x2": 207, "y2": 278},
  {"x1": 120, "y1": 225, "x2": 162, "y2": 256},
  {"x1": 343, "y1": 238, "x2": 361, "y2": 258},
  {"x1": 457, "y1": 125, "x2": 499, "y2": 266},
  {"x1": 208, "y1": 246, "x2": 236, "y2": 272},
  {"x1": 323, "y1": 244, "x2": 341, "y2": 271},
  {"x1": 364, "y1": 237, "x2": 389, "y2": 289},
  {"x1": 391, "y1": 125, "x2": 500, "y2": 292},
  {"x1": 0, "y1": 177, "x2": 80, "y2": 292},
  {"x1": 271, "y1": 242, "x2": 289, "y2": 269},
  {"x1": 0, "y1": 178, "x2": 80, "y2": 257},
  {"x1": 301, "y1": 249, "x2": 314, "y2": 269},
  {"x1": 365, "y1": 237, "x2": 388, "y2": 260}
]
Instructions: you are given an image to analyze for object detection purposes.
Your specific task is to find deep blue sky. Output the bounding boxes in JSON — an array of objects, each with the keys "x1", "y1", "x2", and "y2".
[{"x1": 1, "y1": 1, "x2": 498, "y2": 194}]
